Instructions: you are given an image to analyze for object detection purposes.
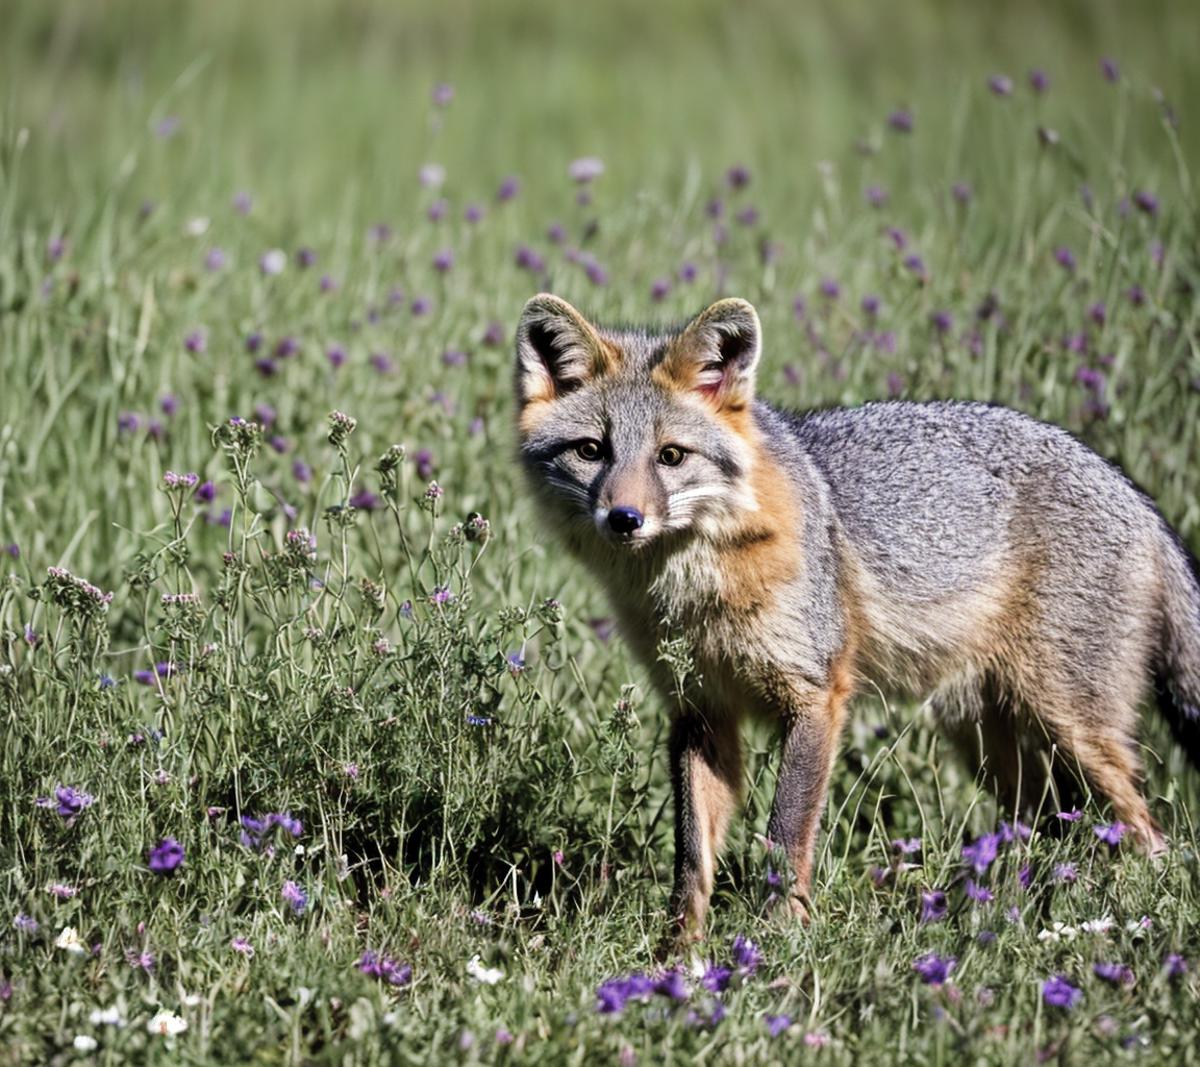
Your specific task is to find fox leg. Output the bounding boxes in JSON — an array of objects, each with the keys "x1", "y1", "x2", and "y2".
[
  {"x1": 662, "y1": 710, "x2": 742, "y2": 951},
  {"x1": 766, "y1": 668, "x2": 854, "y2": 920}
]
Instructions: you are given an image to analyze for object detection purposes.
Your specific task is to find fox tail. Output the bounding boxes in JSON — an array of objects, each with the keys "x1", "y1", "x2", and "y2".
[{"x1": 1156, "y1": 530, "x2": 1200, "y2": 769}]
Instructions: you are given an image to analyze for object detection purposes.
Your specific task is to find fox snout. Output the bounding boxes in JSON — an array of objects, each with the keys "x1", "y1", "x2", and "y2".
[{"x1": 606, "y1": 506, "x2": 644, "y2": 535}]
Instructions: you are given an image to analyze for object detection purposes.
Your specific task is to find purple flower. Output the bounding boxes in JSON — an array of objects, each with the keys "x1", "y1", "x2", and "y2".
[
  {"x1": 1094, "y1": 962, "x2": 1134, "y2": 986},
  {"x1": 892, "y1": 837, "x2": 922, "y2": 855},
  {"x1": 861, "y1": 294, "x2": 881, "y2": 318},
  {"x1": 930, "y1": 310, "x2": 953, "y2": 334},
  {"x1": 496, "y1": 175, "x2": 520, "y2": 202},
  {"x1": 678, "y1": 261, "x2": 698, "y2": 283},
  {"x1": 349, "y1": 489, "x2": 380, "y2": 511},
  {"x1": 1164, "y1": 953, "x2": 1188, "y2": 978},
  {"x1": 596, "y1": 974, "x2": 654, "y2": 1014},
  {"x1": 1100, "y1": 57, "x2": 1120, "y2": 83},
  {"x1": 205, "y1": 247, "x2": 227, "y2": 271},
  {"x1": 47, "y1": 236, "x2": 68, "y2": 262},
  {"x1": 431, "y1": 82, "x2": 454, "y2": 107},
  {"x1": 731, "y1": 934, "x2": 762, "y2": 974},
  {"x1": 410, "y1": 296, "x2": 432, "y2": 317},
  {"x1": 427, "y1": 199, "x2": 448, "y2": 222},
  {"x1": 1126, "y1": 284, "x2": 1146, "y2": 306},
  {"x1": 370, "y1": 353, "x2": 395, "y2": 375},
  {"x1": 700, "y1": 964, "x2": 731, "y2": 993},
  {"x1": 654, "y1": 970, "x2": 689, "y2": 1001},
  {"x1": 281, "y1": 881, "x2": 307, "y2": 915},
  {"x1": 481, "y1": 321, "x2": 505, "y2": 347},
  {"x1": 903, "y1": 253, "x2": 926, "y2": 277},
  {"x1": 54, "y1": 786, "x2": 95, "y2": 819},
  {"x1": 1042, "y1": 975, "x2": 1081, "y2": 1009},
  {"x1": 147, "y1": 838, "x2": 185, "y2": 875},
  {"x1": 726, "y1": 164, "x2": 752, "y2": 189},
  {"x1": 1054, "y1": 247, "x2": 1076, "y2": 272},
  {"x1": 184, "y1": 329, "x2": 207, "y2": 355},
  {"x1": 430, "y1": 585, "x2": 454, "y2": 606},
  {"x1": 650, "y1": 278, "x2": 671, "y2": 302},
  {"x1": 864, "y1": 184, "x2": 888, "y2": 207},
  {"x1": 920, "y1": 890, "x2": 948, "y2": 923},
  {"x1": 735, "y1": 205, "x2": 759, "y2": 226},
  {"x1": 296, "y1": 247, "x2": 316, "y2": 269},
  {"x1": 764, "y1": 1014, "x2": 791, "y2": 1038},
  {"x1": 965, "y1": 879, "x2": 994, "y2": 903},
  {"x1": 319, "y1": 274, "x2": 338, "y2": 293},
  {"x1": 292, "y1": 460, "x2": 312, "y2": 484},
  {"x1": 233, "y1": 190, "x2": 253, "y2": 215},
  {"x1": 1133, "y1": 190, "x2": 1159, "y2": 217},
  {"x1": 155, "y1": 115, "x2": 181, "y2": 139},
  {"x1": 888, "y1": 109, "x2": 914, "y2": 133},
  {"x1": 1094, "y1": 821, "x2": 1126, "y2": 846},
  {"x1": 962, "y1": 833, "x2": 1000, "y2": 874},
  {"x1": 912, "y1": 953, "x2": 957, "y2": 985},
  {"x1": 274, "y1": 336, "x2": 299, "y2": 359},
  {"x1": 1052, "y1": 862, "x2": 1077, "y2": 883},
  {"x1": 358, "y1": 950, "x2": 412, "y2": 987},
  {"x1": 14, "y1": 913, "x2": 38, "y2": 933},
  {"x1": 415, "y1": 449, "x2": 435, "y2": 480},
  {"x1": 1029, "y1": 69, "x2": 1050, "y2": 94},
  {"x1": 193, "y1": 480, "x2": 216, "y2": 505},
  {"x1": 988, "y1": 74, "x2": 1014, "y2": 97},
  {"x1": 819, "y1": 278, "x2": 840, "y2": 300},
  {"x1": 952, "y1": 182, "x2": 973, "y2": 205}
]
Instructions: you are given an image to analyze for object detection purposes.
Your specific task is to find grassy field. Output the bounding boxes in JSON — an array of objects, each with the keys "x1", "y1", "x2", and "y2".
[{"x1": 2, "y1": 0, "x2": 1199, "y2": 1062}]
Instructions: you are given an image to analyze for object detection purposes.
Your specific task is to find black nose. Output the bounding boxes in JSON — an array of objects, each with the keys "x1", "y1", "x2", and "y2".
[{"x1": 607, "y1": 506, "x2": 644, "y2": 535}]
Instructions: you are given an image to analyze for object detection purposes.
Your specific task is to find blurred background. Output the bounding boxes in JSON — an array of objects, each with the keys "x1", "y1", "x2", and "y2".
[{"x1": 5, "y1": 0, "x2": 1198, "y2": 221}]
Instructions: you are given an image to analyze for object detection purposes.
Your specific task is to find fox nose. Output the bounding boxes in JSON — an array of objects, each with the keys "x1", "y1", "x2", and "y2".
[{"x1": 607, "y1": 506, "x2": 644, "y2": 535}]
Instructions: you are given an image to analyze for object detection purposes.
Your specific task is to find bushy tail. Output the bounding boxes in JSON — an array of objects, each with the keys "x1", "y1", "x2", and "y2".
[{"x1": 1156, "y1": 531, "x2": 1200, "y2": 768}]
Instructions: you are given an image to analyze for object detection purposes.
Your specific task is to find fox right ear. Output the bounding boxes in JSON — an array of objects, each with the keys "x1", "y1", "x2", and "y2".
[{"x1": 515, "y1": 294, "x2": 612, "y2": 407}]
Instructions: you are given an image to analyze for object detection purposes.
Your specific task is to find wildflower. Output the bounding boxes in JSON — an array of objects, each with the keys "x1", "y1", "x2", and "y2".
[
  {"x1": 1133, "y1": 190, "x2": 1159, "y2": 216},
  {"x1": 1038, "y1": 922, "x2": 1078, "y2": 942},
  {"x1": 466, "y1": 955, "x2": 504, "y2": 985},
  {"x1": 865, "y1": 184, "x2": 887, "y2": 207},
  {"x1": 358, "y1": 950, "x2": 413, "y2": 987},
  {"x1": 650, "y1": 278, "x2": 671, "y2": 302},
  {"x1": 1057, "y1": 808, "x2": 1083, "y2": 822},
  {"x1": 952, "y1": 182, "x2": 972, "y2": 204},
  {"x1": 804, "y1": 1032, "x2": 831, "y2": 1048},
  {"x1": 887, "y1": 109, "x2": 914, "y2": 133},
  {"x1": 655, "y1": 970, "x2": 689, "y2": 1001},
  {"x1": 1093, "y1": 822, "x2": 1126, "y2": 846},
  {"x1": 596, "y1": 975, "x2": 653, "y2": 1014},
  {"x1": 319, "y1": 274, "x2": 338, "y2": 292},
  {"x1": 259, "y1": 249, "x2": 287, "y2": 275},
  {"x1": 52, "y1": 785, "x2": 95, "y2": 820},
  {"x1": 912, "y1": 954, "x2": 956, "y2": 985},
  {"x1": 765, "y1": 1014, "x2": 791, "y2": 1038},
  {"x1": 204, "y1": 247, "x2": 227, "y2": 271},
  {"x1": 281, "y1": 881, "x2": 307, "y2": 915},
  {"x1": 184, "y1": 328, "x2": 207, "y2": 354},
  {"x1": 73, "y1": 1035, "x2": 98, "y2": 1052},
  {"x1": 147, "y1": 838, "x2": 185, "y2": 875},
  {"x1": 1054, "y1": 247, "x2": 1076, "y2": 272},
  {"x1": 56, "y1": 926, "x2": 87, "y2": 955},
  {"x1": 410, "y1": 295, "x2": 432, "y2": 316},
  {"x1": 960, "y1": 830, "x2": 998, "y2": 873},
  {"x1": 1042, "y1": 975, "x2": 1081, "y2": 1009},
  {"x1": 988, "y1": 74, "x2": 1013, "y2": 96},
  {"x1": 1100, "y1": 57, "x2": 1119, "y2": 83},
  {"x1": 920, "y1": 890, "x2": 948, "y2": 923},
  {"x1": 965, "y1": 879, "x2": 994, "y2": 903},
  {"x1": 496, "y1": 175, "x2": 520, "y2": 201},
  {"x1": 147, "y1": 1011, "x2": 188, "y2": 1037},
  {"x1": 48, "y1": 883, "x2": 78, "y2": 899},
  {"x1": 931, "y1": 310, "x2": 953, "y2": 335},
  {"x1": 731, "y1": 934, "x2": 762, "y2": 974},
  {"x1": 892, "y1": 837, "x2": 921, "y2": 855},
  {"x1": 568, "y1": 157, "x2": 604, "y2": 183},
  {"x1": 1094, "y1": 962, "x2": 1134, "y2": 986},
  {"x1": 418, "y1": 162, "x2": 446, "y2": 189},
  {"x1": 231, "y1": 937, "x2": 254, "y2": 958},
  {"x1": 14, "y1": 914, "x2": 38, "y2": 933},
  {"x1": 1029, "y1": 68, "x2": 1050, "y2": 93},
  {"x1": 1126, "y1": 284, "x2": 1146, "y2": 306},
  {"x1": 430, "y1": 585, "x2": 454, "y2": 606},
  {"x1": 1164, "y1": 953, "x2": 1188, "y2": 978},
  {"x1": 819, "y1": 278, "x2": 840, "y2": 300},
  {"x1": 1053, "y1": 862, "x2": 1078, "y2": 883},
  {"x1": 126, "y1": 950, "x2": 155, "y2": 971},
  {"x1": 700, "y1": 963, "x2": 731, "y2": 993},
  {"x1": 1080, "y1": 916, "x2": 1114, "y2": 934},
  {"x1": 89, "y1": 1007, "x2": 125, "y2": 1026}
]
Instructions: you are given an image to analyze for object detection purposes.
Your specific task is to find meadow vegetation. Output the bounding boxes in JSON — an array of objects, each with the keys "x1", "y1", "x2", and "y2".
[{"x1": 1, "y1": 1, "x2": 1198, "y2": 1062}]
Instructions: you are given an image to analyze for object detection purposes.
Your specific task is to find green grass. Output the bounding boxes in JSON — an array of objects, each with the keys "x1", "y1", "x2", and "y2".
[{"x1": 2, "y1": 0, "x2": 1199, "y2": 1062}]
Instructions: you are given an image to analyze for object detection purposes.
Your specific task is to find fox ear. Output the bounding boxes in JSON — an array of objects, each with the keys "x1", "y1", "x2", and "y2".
[
  {"x1": 515, "y1": 293, "x2": 611, "y2": 407},
  {"x1": 663, "y1": 298, "x2": 761, "y2": 410}
]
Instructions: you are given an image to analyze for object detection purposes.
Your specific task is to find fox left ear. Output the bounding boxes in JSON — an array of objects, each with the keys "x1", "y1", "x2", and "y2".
[
  {"x1": 663, "y1": 298, "x2": 762, "y2": 410},
  {"x1": 514, "y1": 293, "x2": 613, "y2": 408}
]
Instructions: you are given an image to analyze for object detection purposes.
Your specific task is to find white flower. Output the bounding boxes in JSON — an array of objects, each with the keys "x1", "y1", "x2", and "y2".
[
  {"x1": 1126, "y1": 916, "x2": 1152, "y2": 932},
  {"x1": 567, "y1": 157, "x2": 605, "y2": 183},
  {"x1": 72, "y1": 1035, "x2": 98, "y2": 1052},
  {"x1": 259, "y1": 249, "x2": 287, "y2": 275},
  {"x1": 466, "y1": 954, "x2": 504, "y2": 985},
  {"x1": 1081, "y1": 916, "x2": 1115, "y2": 934},
  {"x1": 55, "y1": 926, "x2": 87, "y2": 955},
  {"x1": 89, "y1": 1006, "x2": 125, "y2": 1027},
  {"x1": 1036, "y1": 922, "x2": 1078, "y2": 943},
  {"x1": 184, "y1": 216, "x2": 210, "y2": 237},
  {"x1": 147, "y1": 1011, "x2": 188, "y2": 1037},
  {"x1": 419, "y1": 163, "x2": 446, "y2": 189},
  {"x1": 182, "y1": 993, "x2": 202, "y2": 1007}
]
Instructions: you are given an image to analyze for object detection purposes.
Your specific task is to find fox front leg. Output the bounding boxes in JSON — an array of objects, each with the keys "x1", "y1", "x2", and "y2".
[
  {"x1": 658, "y1": 711, "x2": 742, "y2": 957},
  {"x1": 766, "y1": 677, "x2": 853, "y2": 920}
]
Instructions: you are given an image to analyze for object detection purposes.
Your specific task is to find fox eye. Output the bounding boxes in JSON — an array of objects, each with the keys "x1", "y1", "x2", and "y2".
[
  {"x1": 576, "y1": 439, "x2": 602, "y2": 462},
  {"x1": 658, "y1": 445, "x2": 686, "y2": 467}
]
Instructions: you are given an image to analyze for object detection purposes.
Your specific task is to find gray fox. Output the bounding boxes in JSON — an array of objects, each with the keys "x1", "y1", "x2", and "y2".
[{"x1": 513, "y1": 292, "x2": 1200, "y2": 950}]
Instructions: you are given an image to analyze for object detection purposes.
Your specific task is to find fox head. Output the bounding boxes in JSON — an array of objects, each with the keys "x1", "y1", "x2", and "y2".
[{"x1": 514, "y1": 293, "x2": 763, "y2": 554}]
